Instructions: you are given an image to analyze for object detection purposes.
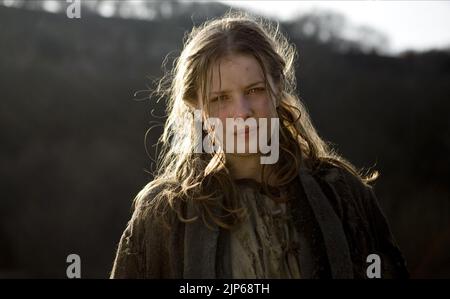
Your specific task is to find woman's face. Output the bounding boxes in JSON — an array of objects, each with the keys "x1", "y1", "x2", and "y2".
[{"x1": 200, "y1": 53, "x2": 278, "y2": 155}]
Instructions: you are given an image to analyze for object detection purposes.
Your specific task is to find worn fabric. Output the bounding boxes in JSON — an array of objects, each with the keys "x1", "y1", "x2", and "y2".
[
  {"x1": 229, "y1": 179, "x2": 302, "y2": 278},
  {"x1": 110, "y1": 162, "x2": 409, "y2": 279}
]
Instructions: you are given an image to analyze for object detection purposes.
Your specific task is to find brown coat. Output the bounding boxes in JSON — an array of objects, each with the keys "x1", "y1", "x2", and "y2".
[{"x1": 110, "y1": 163, "x2": 409, "y2": 279}]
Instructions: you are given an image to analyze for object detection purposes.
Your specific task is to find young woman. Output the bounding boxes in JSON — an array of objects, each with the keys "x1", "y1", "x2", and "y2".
[{"x1": 110, "y1": 12, "x2": 408, "y2": 279}]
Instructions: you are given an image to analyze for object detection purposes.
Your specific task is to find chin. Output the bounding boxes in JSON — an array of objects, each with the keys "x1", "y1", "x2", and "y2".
[{"x1": 228, "y1": 152, "x2": 260, "y2": 157}]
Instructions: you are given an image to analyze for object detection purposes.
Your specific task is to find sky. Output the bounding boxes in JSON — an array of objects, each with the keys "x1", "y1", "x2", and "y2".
[
  {"x1": 220, "y1": 0, "x2": 450, "y2": 55},
  {"x1": 5, "y1": 0, "x2": 449, "y2": 55}
]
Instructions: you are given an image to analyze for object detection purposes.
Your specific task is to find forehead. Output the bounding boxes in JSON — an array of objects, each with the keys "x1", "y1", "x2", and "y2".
[{"x1": 209, "y1": 54, "x2": 265, "y2": 91}]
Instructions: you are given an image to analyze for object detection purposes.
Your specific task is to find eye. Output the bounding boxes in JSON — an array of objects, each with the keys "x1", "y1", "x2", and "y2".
[
  {"x1": 210, "y1": 95, "x2": 229, "y2": 103},
  {"x1": 247, "y1": 87, "x2": 265, "y2": 95}
]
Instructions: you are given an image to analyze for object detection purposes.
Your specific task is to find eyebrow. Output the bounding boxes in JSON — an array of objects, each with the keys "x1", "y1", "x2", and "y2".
[{"x1": 209, "y1": 81, "x2": 265, "y2": 95}]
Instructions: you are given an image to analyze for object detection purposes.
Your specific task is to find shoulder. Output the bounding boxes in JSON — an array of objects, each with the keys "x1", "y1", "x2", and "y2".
[
  {"x1": 312, "y1": 161, "x2": 374, "y2": 204},
  {"x1": 301, "y1": 160, "x2": 382, "y2": 224},
  {"x1": 127, "y1": 179, "x2": 185, "y2": 254},
  {"x1": 112, "y1": 179, "x2": 184, "y2": 264},
  {"x1": 133, "y1": 179, "x2": 176, "y2": 208},
  {"x1": 111, "y1": 179, "x2": 183, "y2": 278}
]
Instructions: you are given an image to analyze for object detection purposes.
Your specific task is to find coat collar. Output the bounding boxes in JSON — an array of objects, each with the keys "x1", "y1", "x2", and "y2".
[
  {"x1": 182, "y1": 165, "x2": 354, "y2": 278},
  {"x1": 183, "y1": 200, "x2": 221, "y2": 278},
  {"x1": 296, "y1": 166, "x2": 354, "y2": 278}
]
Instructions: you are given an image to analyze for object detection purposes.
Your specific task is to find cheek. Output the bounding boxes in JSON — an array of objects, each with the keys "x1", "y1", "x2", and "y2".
[
  {"x1": 209, "y1": 106, "x2": 232, "y2": 121},
  {"x1": 208, "y1": 102, "x2": 228, "y2": 117},
  {"x1": 255, "y1": 96, "x2": 276, "y2": 118}
]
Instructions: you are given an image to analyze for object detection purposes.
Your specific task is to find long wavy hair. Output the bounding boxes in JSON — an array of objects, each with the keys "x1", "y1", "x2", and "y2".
[{"x1": 135, "y1": 11, "x2": 378, "y2": 229}]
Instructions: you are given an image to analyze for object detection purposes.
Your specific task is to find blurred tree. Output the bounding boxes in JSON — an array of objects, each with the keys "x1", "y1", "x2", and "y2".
[{"x1": 286, "y1": 9, "x2": 389, "y2": 54}]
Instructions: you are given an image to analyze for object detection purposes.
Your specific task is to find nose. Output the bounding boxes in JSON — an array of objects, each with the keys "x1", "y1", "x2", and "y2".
[{"x1": 233, "y1": 95, "x2": 253, "y2": 119}]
